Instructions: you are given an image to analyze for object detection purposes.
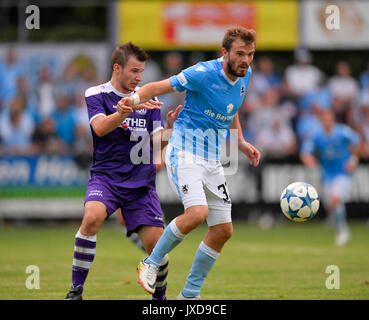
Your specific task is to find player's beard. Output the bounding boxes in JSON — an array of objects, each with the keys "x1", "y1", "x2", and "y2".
[
  {"x1": 120, "y1": 80, "x2": 135, "y2": 93},
  {"x1": 227, "y1": 57, "x2": 248, "y2": 78},
  {"x1": 118, "y1": 74, "x2": 137, "y2": 93}
]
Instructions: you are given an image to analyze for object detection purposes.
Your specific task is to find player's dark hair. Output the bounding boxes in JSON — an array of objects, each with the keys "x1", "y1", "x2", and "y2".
[
  {"x1": 111, "y1": 42, "x2": 149, "y2": 70},
  {"x1": 222, "y1": 26, "x2": 256, "y2": 51}
]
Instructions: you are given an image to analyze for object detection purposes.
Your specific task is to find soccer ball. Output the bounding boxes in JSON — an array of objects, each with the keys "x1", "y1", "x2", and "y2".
[{"x1": 280, "y1": 182, "x2": 320, "y2": 222}]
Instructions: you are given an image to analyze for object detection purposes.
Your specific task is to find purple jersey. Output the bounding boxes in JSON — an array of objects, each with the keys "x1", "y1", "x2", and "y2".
[{"x1": 85, "y1": 81, "x2": 164, "y2": 188}]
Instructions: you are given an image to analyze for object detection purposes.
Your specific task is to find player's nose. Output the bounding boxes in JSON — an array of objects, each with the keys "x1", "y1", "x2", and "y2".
[
  {"x1": 244, "y1": 56, "x2": 251, "y2": 65},
  {"x1": 136, "y1": 73, "x2": 142, "y2": 81}
]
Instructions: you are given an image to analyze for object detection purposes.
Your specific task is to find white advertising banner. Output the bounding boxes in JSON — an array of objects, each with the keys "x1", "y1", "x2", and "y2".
[{"x1": 301, "y1": 0, "x2": 369, "y2": 49}]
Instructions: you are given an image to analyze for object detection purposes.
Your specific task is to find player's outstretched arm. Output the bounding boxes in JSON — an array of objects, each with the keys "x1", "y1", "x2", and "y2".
[
  {"x1": 121, "y1": 79, "x2": 174, "y2": 109},
  {"x1": 345, "y1": 146, "x2": 360, "y2": 173},
  {"x1": 230, "y1": 112, "x2": 260, "y2": 167},
  {"x1": 300, "y1": 152, "x2": 317, "y2": 168}
]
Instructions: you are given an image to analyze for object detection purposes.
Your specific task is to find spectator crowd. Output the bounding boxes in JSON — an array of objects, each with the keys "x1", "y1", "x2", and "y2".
[
  {"x1": 241, "y1": 48, "x2": 369, "y2": 161},
  {"x1": 0, "y1": 48, "x2": 95, "y2": 162},
  {"x1": 1, "y1": 47, "x2": 369, "y2": 163}
]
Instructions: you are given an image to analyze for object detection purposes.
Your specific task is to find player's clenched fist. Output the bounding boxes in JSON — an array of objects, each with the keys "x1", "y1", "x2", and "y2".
[{"x1": 116, "y1": 99, "x2": 133, "y2": 115}]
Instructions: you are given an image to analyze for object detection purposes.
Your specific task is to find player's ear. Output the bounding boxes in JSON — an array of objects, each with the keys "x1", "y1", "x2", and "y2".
[
  {"x1": 221, "y1": 47, "x2": 228, "y2": 57},
  {"x1": 113, "y1": 63, "x2": 122, "y2": 72}
]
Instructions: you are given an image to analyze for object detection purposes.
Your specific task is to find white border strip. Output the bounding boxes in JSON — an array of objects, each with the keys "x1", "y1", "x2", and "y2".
[
  {"x1": 151, "y1": 126, "x2": 164, "y2": 136},
  {"x1": 89, "y1": 113, "x2": 106, "y2": 124}
]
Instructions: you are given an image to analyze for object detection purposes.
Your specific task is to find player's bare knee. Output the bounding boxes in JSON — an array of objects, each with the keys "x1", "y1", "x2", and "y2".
[
  {"x1": 207, "y1": 223, "x2": 233, "y2": 246},
  {"x1": 81, "y1": 209, "x2": 105, "y2": 235},
  {"x1": 221, "y1": 224, "x2": 233, "y2": 241},
  {"x1": 188, "y1": 206, "x2": 208, "y2": 223},
  {"x1": 329, "y1": 196, "x2": 341, "y2": 209},
  {"x1": 191, "y1": 212, "x2": 208, "y2": 229},
  {"x1": 81, "y1": 217, "x2": 99, "y2": 235}
]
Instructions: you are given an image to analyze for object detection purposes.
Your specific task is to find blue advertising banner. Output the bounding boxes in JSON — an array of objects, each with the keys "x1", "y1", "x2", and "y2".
[{"x1": 0, "y1": 155, "x2": 89, "y2": 187}]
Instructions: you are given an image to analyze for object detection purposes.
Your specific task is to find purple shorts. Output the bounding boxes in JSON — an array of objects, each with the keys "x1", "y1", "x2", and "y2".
[{"x1": 84, "y1": 174, "x2": 164, "y2": 236}]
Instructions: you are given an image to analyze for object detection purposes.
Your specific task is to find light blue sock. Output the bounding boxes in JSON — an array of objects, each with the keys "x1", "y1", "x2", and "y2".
[
  {"x1": 334, "y1": 203, "x2": 347, "y2": 231},
  {"x1": 182, "y1": 241, "x2": 219, "y2": 298},
  {"x1": 146, "y1": 218, "x2": 186, "y2": 268}
]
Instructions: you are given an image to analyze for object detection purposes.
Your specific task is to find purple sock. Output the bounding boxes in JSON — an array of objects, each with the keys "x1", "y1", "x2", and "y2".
[
  {"x1": 71, "y1": 229, "x2": 96, "y2": 292},
  {"x1": 152, "y1": 254, "x2": 169, "y2": 300}
]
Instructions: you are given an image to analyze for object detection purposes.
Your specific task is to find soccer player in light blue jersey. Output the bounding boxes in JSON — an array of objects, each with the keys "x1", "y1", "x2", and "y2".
[
  {"x1": 120, "y1": 27, "x2": 261, "y2": 299},
  {"x1": 300, "y1": 109, "x2": 360, "y2": 246}
]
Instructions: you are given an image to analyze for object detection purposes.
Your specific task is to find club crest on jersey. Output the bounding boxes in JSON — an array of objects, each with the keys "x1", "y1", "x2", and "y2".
[
  {"x1": 121, "y1": 122, "x2": 129, "y2": 130},
  {"x1": 136, "y1": 109, "x2": 147, "y2": 115},
  {"x1": 181, "y1": 184, "x2": 189, "y2": 194},
  {"x1": 226, "y1": 103, "x2": 234, "y2": 114},
  {"x1": 240, "y1": 85, "x2": 245, "y2": 96}
]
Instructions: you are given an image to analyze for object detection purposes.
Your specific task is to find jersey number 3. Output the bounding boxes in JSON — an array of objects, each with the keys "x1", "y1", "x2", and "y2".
[{"x1": 217, "y1": 183, "x2": 230, "y2": 204}]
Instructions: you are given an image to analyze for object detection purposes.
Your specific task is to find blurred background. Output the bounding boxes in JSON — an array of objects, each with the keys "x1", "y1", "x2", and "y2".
[{"x1": 1, "y1": 0, "x2": 369, "y2": 227}]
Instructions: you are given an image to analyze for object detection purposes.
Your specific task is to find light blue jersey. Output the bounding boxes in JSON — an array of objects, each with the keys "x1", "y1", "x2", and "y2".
[
  {"x1": 301, "y1": 124, "x2": 360, "y2": 181},
  {"x1": 169, "y1": 57, "x2": 252, "y2": 160}
]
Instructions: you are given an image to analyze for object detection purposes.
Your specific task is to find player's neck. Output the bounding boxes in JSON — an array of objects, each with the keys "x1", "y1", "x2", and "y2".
[
  {"x1": 110, "y1": 77, "x2": 131, "y2": 94},
  {"x1": 324, "y1": 125, "x2": 334, "y2": 134}
]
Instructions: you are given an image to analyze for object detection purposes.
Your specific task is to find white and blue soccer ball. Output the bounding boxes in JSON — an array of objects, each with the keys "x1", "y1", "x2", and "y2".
[{"x1": 280, "y1": 182, "x2": 320, "y2": 222}]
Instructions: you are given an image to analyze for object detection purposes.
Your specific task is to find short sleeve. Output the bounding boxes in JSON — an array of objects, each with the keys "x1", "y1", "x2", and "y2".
[
  {"x1": 343, "y1": 126, "x2": 360, "y2": 147},
  {"x1": 85, "y1": 89, "x2": 106, "y2": 124},
  {"x1": 301, "y1": 137, "x2": 316, "y2": 155},
  {"x1": 169, "y1": 63, "x2": 208, "y2": 93},
  {"x1": 148, "y1": 108, "x2": 164, "y2": 135}
]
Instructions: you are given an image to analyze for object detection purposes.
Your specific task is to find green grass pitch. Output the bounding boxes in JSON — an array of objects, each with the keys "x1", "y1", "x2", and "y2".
[{"x1": 0, "y1": 221, "x2": 368, "y2": 300}]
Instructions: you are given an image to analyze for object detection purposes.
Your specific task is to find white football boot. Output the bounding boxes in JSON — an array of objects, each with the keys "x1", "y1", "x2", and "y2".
[
  {"x1": 335, "y1": 227, "x2": 351, "y2": 246},
  {"x1": 137, "y1": 259, "x2": 158, "y2": 294},
  {"x1": 177, "y1": 292, "x2": 201, "y2": 300}
]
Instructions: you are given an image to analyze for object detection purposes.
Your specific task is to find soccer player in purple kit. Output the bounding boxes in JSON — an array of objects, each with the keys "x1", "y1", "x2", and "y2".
[{"x1": 64, "y1": 42, "x2": 180, "y2": 300}]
